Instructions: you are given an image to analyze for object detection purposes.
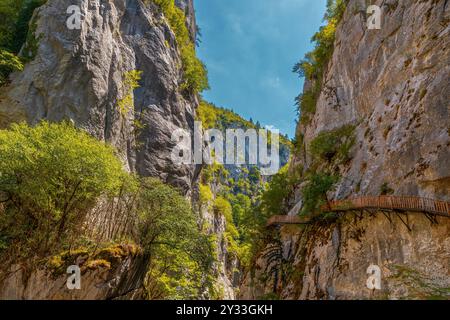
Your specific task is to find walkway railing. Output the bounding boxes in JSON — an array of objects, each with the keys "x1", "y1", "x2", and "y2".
[
  {"x1": 266, "y1": 215, "x2": 311, "y2": 226},
  {"x1": 266, "y1": 196, "x2": 450, "y2": 227}
]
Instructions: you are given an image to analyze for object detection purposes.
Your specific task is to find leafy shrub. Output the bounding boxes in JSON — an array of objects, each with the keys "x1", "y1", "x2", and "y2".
[
  {"x1": 0, "y1": 0, "x2": 46, "y2": 85},
  {"x1": 0, "y1": 122, "x2": 127, "y2": 256},
  {"x1": 293, "y1": 0, "x2": 347, "y2": 124},
  {"x1": 293, "y1": 0, "x2": 346, "y2": 82},
  {"x1": 137, "y1": 178, "x2": 214, "y2": 299},
  {"x1": 0, "y1": 49, "x2": 24, "y2": 86},
  {"x1": 0, "y1": 0, "x2": 24, "y2": 52},
  {"x1": 213, "y1": 197, "x2": 233, "y2": 219},
  {"x1": 294, "y1": 86, "x2": 320, "y2": 125},
  {"x1": 197, "y1": 101, "x2": 219, "y2": 129},
  {"x1": 259, "y1": 165, "x2": 292, "y2": 218},
  {"x1": 153, "y1": 0, "x2": 209, "y2": 94},
  {"x1": 118, "y1": 70, "x2": 142, "y2": 116},
  {"x1": 309, "y1": 124, "x2": 356, "y2": 164},
  {"x1": 199, "y1": 183, "x2": 213, "y2": 206},
  {"x1": 300, "y1": 173, "x2": 339, "y2": 216}
]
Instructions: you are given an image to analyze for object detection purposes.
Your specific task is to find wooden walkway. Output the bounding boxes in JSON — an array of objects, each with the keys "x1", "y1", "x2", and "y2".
[{"x1": 266, "y1": 196, "x2": 450, "y2": 227}]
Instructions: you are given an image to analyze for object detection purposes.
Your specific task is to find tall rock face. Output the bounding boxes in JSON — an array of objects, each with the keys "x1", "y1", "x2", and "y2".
[
  {"x1": 0, "y1": 247, "x2": 149, "y2": 300},
  {"x1": 0, "y1": 0, "x2": 202, "y2": 300},
  {"x1": 0, "y1": 0, "x2": 198, "y2": 193},
  {"x1": 240, "y1": 0, "x2": 450, "y2": 300},
  {"x1": 296, "y1": 0, "x2": 449, "y2": 200}
]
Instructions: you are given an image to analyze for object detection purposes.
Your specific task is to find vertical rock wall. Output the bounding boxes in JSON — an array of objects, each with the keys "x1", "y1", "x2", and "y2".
[
  {"x1": 0, "y1": 0, "x2": 201, "y2": 299},
  {"x1": 0, "y1": 0, "x2": 198, "y2": 193},
  {"x1": 240, "y1": 0, "x2": 450, "y2": 300}
]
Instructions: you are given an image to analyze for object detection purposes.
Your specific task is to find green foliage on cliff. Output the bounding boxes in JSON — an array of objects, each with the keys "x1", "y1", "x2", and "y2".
[
  {"x1": 259, "y1": 165, "x2": 291, "y2": 218},
  {"x1": 138, "y1": 178, "x2": 215, "y2": 300},
  {"x1": 195, "y1": 101, "x2": 293, "y2": 269},
  {"x1": 293, "y1": 0, "x2": 346, "y2": 125},
  {"x1": 294, "y1": 88, "x2": 319, "y2": 125},
  {"x1": 0, "y1": 49, "x2": 24, "y2": 86},
  {"x1": 309, "y1": 124, "x2": 356, "y2": 164},
  {"x1": 46, "y1": 243, "x2": 140, "y2": 276},
  {"x1": 213, "y1": 195, "x2": 252, "y2": 266},
  {"x1": 197, "y1": 100, "x2": 292, "y2": 147},
  {"x1": 118, "y1": 70, "x2": 143, "y2": 116},
  {"x1": 0, "y1": 122, "x2": 215, "y2": 299},
  {"x1": 0, "y1": 0, "x2": 46, "y2": 53},
  {"x1": 199, "y1": 183, "x2": 214, "y2": 206},
  {"x1": 153, "y1": 0, "x2": 209, "y2": 94},
  {"x1": 0, "y1": 122, "x2": 127, "y2": 257},
  {"x1": 197, "y1": 101, "x2": 256, "y2": 130},
  {"x1": 15, "y1": 0, "x2": 46, "y2": 60},
  {"x1": 198, "y1": 161, "x2": 267, "y2": 268},
  {"x1": 293, "y1": 0, "x2": 345, "y2": 81},
  {"x1": 0, "y1": 0, "x2": 46, "y2": 85},
  {"x1": 300, "y1": 172, "x2": 339, "y2": 216}
]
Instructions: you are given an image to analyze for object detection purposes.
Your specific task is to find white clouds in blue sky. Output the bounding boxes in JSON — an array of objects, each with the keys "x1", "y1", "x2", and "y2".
[{"x1": 195, "y1": 0, "x2": 327, "y2": 138}]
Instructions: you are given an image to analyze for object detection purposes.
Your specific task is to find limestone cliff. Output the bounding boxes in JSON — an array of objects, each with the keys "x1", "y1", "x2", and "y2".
[
  {"x1": 240, "y1": 0, "x2": 450, "y2": 300},
  {"x1": 0, "y1": 0, "x2": 198, "y2": 193},
  {"x1": 293, "y1": 0, "x2": 449, "y2": 201},
  {"x1": 0, "y1": 0, "x2": 200, "y2": 299}
]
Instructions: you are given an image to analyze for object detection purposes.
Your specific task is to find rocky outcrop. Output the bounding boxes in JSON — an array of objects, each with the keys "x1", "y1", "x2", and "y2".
[
  {"x1": 0, "y1": 246, "x2": 148, "y2": 300},
  {"x1": 241, "y1": 0, "x2": 450, "y2": 300},
  {"x1": 0, "y1": 0, "x2": 201, "y2": 299},
  {"x1": 0, "y1": 0, "x2": 198, "y2": 193},
  {"x1": 198, "y1": 199, "x2": 238, "y2": 300},
  {"x1": 296, "y1": 0, "x2": 450, "y2": 201},
  {"x1": 241, "y1": 213, "x2": 450, "y2": 300}
]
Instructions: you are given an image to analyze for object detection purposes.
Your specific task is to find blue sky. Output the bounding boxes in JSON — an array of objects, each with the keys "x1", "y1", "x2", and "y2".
[{"x1": 195, "y1": 0, "x2": 327, "y2": 138}]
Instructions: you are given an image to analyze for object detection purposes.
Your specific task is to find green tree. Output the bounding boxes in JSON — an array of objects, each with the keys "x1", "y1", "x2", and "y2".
[
  {"x1": 0, "y1": 0, "x2": 24, "y2": 51},
  {"x1": 300, "y1": 173, "x2": 339, "y2": 216},
  {"x1": 0, "y1": 121, "x2": 127, "y2": 256},
  {"x1": 259, "y1": 165, "x2": 291, "y2": 219},
  {"x1": 0, "y1": 0, "x2": 47, "y2": 85},
  {"x1": 137, "y1": 178, "x2": 214, "y2": 300},
  {"x1": 293, "y1": 0, "x2": 347, "y2": 125},
  {"x1": 309, "y1": 124, "x2": 355, "y2": 164},
  {"x1": 0, "y1": 49, "x2": 23, "y2": 86}
]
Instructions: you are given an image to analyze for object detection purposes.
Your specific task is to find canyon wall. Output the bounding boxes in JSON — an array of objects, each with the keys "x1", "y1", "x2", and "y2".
[
  {"x1": 0, "y1": 0, "x2": 198, "y2": 193},
  {"x1": 0, "y1": 0, "x2": 200, "y2": 299},
  {"x1": 294, "y1": 0, "x2": 449, "y2": 201},
  {"x1": 241, "y1": 0, "x2": 450, "y2": 300}
]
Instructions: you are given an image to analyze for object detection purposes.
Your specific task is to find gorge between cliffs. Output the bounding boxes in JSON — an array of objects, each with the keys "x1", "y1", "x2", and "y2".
[{"x1": 0, "y1": 0, "x2": 448, "y2": 301}]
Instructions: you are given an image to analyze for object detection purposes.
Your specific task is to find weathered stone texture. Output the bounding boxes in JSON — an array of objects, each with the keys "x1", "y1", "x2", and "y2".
[{"x1": 0, "y1": 0, "x2": 198, "y2": 193}]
